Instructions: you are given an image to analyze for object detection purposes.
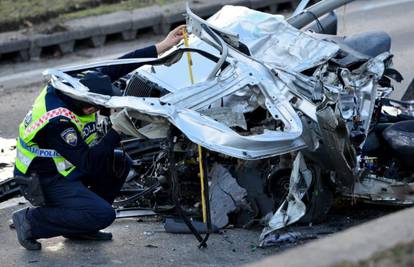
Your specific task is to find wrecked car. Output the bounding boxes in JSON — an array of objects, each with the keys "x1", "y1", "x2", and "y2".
[{"x1": 16, "y1": 0, "x2": 414, "y2": 245}]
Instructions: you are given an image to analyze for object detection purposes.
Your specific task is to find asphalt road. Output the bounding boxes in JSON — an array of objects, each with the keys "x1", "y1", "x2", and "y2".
[
  {"x1": 0, "y1": 205, "x2": 279, "y2": 267},
  {"x1": 0, "y1": 201, "x2": 398, "y2": 267},
  {"x1": 0, "y1": 1, "x2": 413, "y2": 266}
]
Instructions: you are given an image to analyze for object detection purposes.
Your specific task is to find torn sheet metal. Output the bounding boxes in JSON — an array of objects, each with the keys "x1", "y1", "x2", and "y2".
[
  {"x1": 206, "y1": 5, "x2": 339, "y2": 72},
  {"x1": 259, "y1": 224, "x2": 337, "y2": 248},
  {"x1": 45, "y1": 59, "x2": 308, "y2": 160},
  {"x1": 42, "y1": 5, "x2": 344, "y2": 160},
  {"x1": 145, "y1": 5, "x2": 339, "y2": 91},
  {"x1": 115, "y1": 209, "x2": 157, "y2": 219},
  {"x1": 259, "y1": 152, "x2": 312, "y2": 242},
  {"x1": 347, "y1": 175, "x2": 414, "y2": 205},
  {"x1": 42, "y1": 4, "x2": 390, "y2": 162},
  {"x1": 314, "y1": 102, "x2": 356, "y2": 189},
  {"x1": 209, "y1": 164, "x2": 248, "y2": 228},
  {"x1": 381, "y1": 98, "x2": 414, "y2": 119},
  {"x1": 110, "y1": 109, "x2": 145, "y2": 138}
]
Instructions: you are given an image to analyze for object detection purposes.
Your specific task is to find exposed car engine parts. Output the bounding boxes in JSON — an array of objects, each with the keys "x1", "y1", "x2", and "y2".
[{"x1": 3, "y1": 0, "x2": 414, "y2": 247}]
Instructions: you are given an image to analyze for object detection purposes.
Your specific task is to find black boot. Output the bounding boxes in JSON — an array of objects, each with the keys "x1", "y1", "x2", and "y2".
[
  {"x1": 12, "y1": 208, "x2": 41, "y2": 250},
  {"x1": 63, "y1": 231, "x2": 112, "y2": 241}
]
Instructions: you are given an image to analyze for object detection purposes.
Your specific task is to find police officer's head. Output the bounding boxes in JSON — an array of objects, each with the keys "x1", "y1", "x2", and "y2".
[{"x1": 59, "y1": 71, "x2": 121, "y2": 115}]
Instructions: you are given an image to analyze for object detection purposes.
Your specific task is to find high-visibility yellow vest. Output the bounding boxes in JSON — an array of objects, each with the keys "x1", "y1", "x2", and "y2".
[{"x1": 15, "y1": 86, "x2": 97, "y2": 177}]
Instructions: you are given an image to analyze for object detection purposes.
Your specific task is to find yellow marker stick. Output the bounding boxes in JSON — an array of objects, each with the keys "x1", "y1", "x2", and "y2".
[
  {"x1": 182, "y1": 27, "x2": 207, "y2": 223},
  {"x1": 182, "y1": 28, "x2": 195, "y2": 85}
]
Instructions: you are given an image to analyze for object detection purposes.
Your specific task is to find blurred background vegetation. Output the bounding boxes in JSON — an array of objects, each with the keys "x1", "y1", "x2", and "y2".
[{"x1": 0, "y1": 0, "x2": 177, "y2": 33}]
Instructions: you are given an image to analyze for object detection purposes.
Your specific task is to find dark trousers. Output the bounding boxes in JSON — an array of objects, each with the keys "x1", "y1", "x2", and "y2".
[{"x1": 26, "y1": 166, "x2": 129, "y2": 239}]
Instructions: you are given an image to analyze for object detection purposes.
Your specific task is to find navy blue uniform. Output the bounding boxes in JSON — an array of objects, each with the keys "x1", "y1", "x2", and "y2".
[{"x1": 15, "y1": 45, "x2": 157, "y2": 239}]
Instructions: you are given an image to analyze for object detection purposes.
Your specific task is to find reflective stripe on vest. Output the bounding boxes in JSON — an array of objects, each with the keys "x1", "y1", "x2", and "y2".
[
  {"x1": 16, "y1": 147, "x2": 74, "y2": 172},
  {"x1": 54, "y1": 159, "x2": 75, "y2": 173},
  {"x1": 18, "y1": 137, "x2": 75, "y2": 172},
  {"x1": 19, "y1": 138, "x2": 60, "y2": 158},
  {"x1": 24, "y1": 107, "x2": 83, "y2": 138},
  {"x1": 16, "y1": 149, "x2": 31, "y2": 167}
]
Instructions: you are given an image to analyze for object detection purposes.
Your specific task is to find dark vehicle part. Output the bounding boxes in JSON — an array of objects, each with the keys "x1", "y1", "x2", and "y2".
[
  {"x1": 267, "y1": 164, "x2": 334, "y2": 225},
  {"x1": 338, "y1": 31, "x2": 391, "y2": 58},
  {"x1": 164, "y1": 217, "x2": 219, "y2": 234},
  {"x1": 236, "y1": 161, "x2": 273, "y2": 218},
  {"x1": 14, "y1": 174, "x2": 45, "y2": 207},
  {"x1": 299, "y1": 165, "x2": 334, "y2": 224},
  {"x1": 115, "y1": 208, "x2": 157, "y2": 219},
  {"x1": 304, "y1": 11, "x2": 338, "y2": 35},
  {"x1": 125, "y1": 73, "x2": 169, "y2": 98},
  {"x1": 167, "y1": 127, "x2": 212, "y2": 248},
  {"x1": 0, "y1": 177, "x2": 21, "y2": 202},
  {"x1": 311, "y1": 103, "x2": 356, "y2": 190},
  {"x1": 112, "y1": 138, "x2": 164, "y2": 208},
  {"x1": 381, "y1": 98, "x2": 414, "y2": 121},
  {"x1": 267, "y1": 168, "x2": 292, "y2": 208},
  {"x1": 287, "y1": 0, "x2": 355, "y2": 29},
  {"x1": 382, "y1": 120, "x2": 414, "y2": 167},
  {"x1": 114, "y1": 181, "x2": 160, "y2": 208},
  {"x1": 293, "y1": 0, "x2": 312, "y2": 17}
]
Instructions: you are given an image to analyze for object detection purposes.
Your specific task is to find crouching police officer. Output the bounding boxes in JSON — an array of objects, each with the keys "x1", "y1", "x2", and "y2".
[{"x1": 12, "y1": 25, "x2": 185, "y2": 250}]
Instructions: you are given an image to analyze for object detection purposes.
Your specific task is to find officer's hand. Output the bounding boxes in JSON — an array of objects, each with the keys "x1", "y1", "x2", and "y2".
[{"x1": 155, "y1": 25, "x2": 186, "y2": 55}]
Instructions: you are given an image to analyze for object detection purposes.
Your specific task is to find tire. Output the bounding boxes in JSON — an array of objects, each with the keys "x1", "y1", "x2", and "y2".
[
  {"x1": 267, "y1": 165, "x2": 334, "y2": 224},
  {"x1": 267, "y1": 168, "x2": 292, "y2": 209},
  {"x1": 299, "y1": 165, "x2": 334, "y2": 224}
]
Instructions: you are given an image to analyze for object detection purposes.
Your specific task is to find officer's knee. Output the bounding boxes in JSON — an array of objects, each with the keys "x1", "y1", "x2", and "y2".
[
  {"x1": 88, "y1": 203, "x2": 116, "y2": 231},
  {"x1": 96, "y1": 205, "x2": 116, "y2": 229}
]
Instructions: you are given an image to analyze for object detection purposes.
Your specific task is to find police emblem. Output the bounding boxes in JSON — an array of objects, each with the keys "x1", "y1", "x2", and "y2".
[{"x1": 61, "y1": 128, "x2": 78, "y2": 146}]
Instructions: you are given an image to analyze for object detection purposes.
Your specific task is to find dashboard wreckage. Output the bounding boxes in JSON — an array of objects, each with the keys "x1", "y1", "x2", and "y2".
[{"x1": 3, "y1": 0, "x2": 414, "y2": 247}]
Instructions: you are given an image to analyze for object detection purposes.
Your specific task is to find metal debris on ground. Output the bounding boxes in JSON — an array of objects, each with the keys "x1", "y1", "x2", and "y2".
[
  {"x1": 209, "y1": 163, "x2": 249, "y2": 229},
  {"x1": 144, "y1": 244, "x2": 158, "y2": 248},
  {"x1": 0, "y1": 138, "x2": 16, "y2": 182},
  {"x1": 259, "y1": 225, "x2": 338, "y2": 248}
]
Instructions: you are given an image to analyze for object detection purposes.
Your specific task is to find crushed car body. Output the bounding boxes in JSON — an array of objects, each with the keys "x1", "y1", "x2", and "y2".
[
  {"x1": 40, "y1": 0, "x2": 414, "y2": 245},
  {"x1": 45, "y1": 4, "x2": 347, "y2": 160}
]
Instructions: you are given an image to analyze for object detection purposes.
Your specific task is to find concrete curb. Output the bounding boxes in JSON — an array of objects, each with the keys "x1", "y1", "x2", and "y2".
[
  {"x1": 0, "y1": 0, "x2": 296, "y2": 62},
  {"x1": 248, "y1": 207, "x2": 414, "y2": 267}
]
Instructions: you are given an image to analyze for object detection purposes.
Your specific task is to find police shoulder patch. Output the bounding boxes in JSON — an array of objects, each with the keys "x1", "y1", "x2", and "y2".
[{"x1": 61, "y1": 127, "x2": 78, "y2": 146}]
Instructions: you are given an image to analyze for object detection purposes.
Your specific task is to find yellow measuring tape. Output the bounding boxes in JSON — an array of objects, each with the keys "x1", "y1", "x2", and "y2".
[
  {"x1": 182, "y1": 28, "x2": 207, "y2": 223},
  {"x1": 182, "y1": 29, "x2": 195, "y2": 85}
]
